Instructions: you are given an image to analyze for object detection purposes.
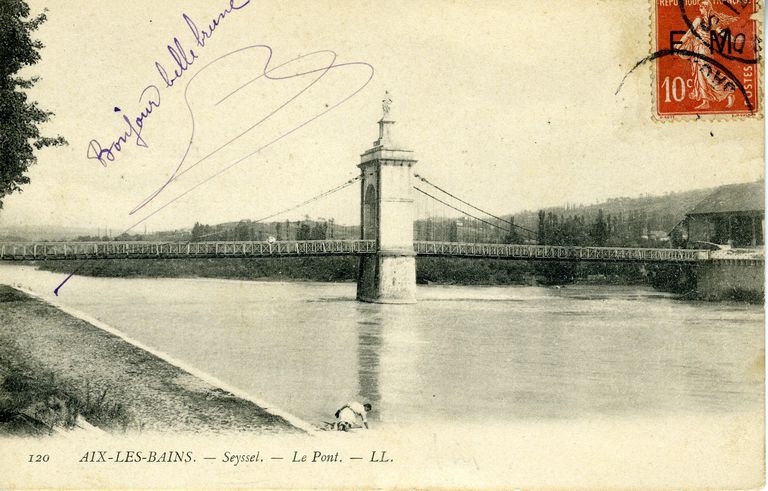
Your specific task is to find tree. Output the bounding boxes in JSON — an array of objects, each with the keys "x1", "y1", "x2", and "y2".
[
  {"x1": 504, "y1": 217, "x2": 522, "y2": 244},
  {"x1": 449, "y1": 221, "x2": 458, "y2": 242},
  {"x1": 591, "y1": 209, "x2": 608, "y2": 246},
  {"x1": 0, "y1": 1, "x2": 66, "y2": 208},
  {"x1": 191, "y1": 222, "x2": 203, "y2": 241},
  {"x1": 310, "y1": 220, "x2": 327, "y2": 240},
  {"x1": 234, "y1": 220, "x2": 251, "y2": 241},
  {"x1": 537, "y1": 210, "x2": 546, "y2": 244},
  {"x1": 297, "y1": 221, "x2": 312, "y2": 240}
]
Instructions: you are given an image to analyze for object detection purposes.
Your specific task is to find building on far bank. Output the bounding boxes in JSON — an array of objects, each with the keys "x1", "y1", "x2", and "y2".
[{"x1": 681, "y1": 180, "x2": 764, "y2": 248}]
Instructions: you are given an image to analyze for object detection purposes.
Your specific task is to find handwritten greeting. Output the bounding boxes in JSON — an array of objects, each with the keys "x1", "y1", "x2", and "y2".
[{"x1": 58, "y1": 0, "x2": 374, "y2": 295}]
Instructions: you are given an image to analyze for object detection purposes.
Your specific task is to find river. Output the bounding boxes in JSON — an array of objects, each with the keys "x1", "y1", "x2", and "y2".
[{"x1": 0, "y1": 264, "x2": 761, "y2": 429}]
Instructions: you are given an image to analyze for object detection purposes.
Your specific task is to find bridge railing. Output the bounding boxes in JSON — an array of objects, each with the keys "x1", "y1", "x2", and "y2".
[
  {"x1": 0, "y1": 240, "x2": 377, "y2": 260},
  {"x1": 0, "y1": 240, "x2": 711, "y2": 263},
  {"x1": 413, "y1": 241, "x2": 708, "y2": 262}
]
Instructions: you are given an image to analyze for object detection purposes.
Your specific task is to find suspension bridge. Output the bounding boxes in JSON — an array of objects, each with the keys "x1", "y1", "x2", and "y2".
[
  {"x1": 0, "y1": 97, "x2": 759, "y2": 303},
  {"x1": 0, "y1": 240, "x2": 706, "y2": 262}
]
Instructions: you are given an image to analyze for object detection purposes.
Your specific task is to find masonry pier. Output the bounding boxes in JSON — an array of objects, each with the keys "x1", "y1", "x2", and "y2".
[
  {"x1": 356, "y1": 98, "x2": 418, "y2": 304},
  {"x1": 695, "y1": 258, "x2": 765, "y2": 301}
]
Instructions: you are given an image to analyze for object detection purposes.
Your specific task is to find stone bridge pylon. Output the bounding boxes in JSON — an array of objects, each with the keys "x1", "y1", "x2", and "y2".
[{"x1": 356, "y1": 93, "x2": 418, "y2": 304}]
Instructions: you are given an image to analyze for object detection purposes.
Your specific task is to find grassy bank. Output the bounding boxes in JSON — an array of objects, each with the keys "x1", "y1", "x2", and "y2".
[
  {"x1": 29, "y1": 257, "x2": 360, "y2": 282},
  {"x1": 27, "y1": 256, "x2": 674, "y2": 288},
  {"x1": 0, "y1": 285, "x2": 299, "y2": 435}
]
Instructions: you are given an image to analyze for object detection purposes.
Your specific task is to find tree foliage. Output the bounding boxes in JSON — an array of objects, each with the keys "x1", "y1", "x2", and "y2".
[
  {"x1": 188, "y1": 217, "x2": 344, "y2": 242},
  {"x1": 0, "y1": 0, "x2": 66, "y2": 208},
  {"x1": 535, "y1": 208, "x2": 671, "y2": 248}
]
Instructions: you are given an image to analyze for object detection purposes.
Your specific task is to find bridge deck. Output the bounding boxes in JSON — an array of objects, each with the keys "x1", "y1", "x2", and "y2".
[
  {"x1": 0, "y1": 240, "x2": 376, "y2": 260},
  {"x1": 414, "y1": 241, "x2": 709, "y2": 262},
  {"x1": 0, "y1": 240, "x2": 714, "y2": 263}
]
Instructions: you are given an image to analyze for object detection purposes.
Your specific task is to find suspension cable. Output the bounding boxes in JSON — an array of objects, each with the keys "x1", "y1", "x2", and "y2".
[
  {"x1": 414, "y1": 186, "x2": 510, "y2": 233},
  {"x1": 414, "y1": 174, "x2": 536, "y2": 236},
  {"x1": 191, "y1": 175, "x2": 361, "y2": 241},
  {"x1": 252, "y1": 175, "x2": 360, "y2": 223}
]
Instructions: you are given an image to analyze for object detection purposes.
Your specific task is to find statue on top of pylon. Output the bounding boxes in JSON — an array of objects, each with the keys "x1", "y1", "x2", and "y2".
[{"x1": 382, "y1": 91, "x2": 393, "y2": 119}]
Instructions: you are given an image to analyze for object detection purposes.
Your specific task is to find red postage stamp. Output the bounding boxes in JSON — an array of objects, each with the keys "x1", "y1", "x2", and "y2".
[{"x1": 654, "y1": 0, "x2": 760, "y2": 118}]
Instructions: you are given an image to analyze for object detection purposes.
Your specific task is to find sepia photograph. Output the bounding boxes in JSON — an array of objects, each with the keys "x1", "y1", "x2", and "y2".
[{"x1": 0, "y1": 0, "x2": 764, "y2": 488}]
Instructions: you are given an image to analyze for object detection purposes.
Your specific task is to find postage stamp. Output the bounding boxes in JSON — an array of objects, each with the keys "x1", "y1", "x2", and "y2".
[{"x1": 654, "y1": 0, "x2": 760, "y2": 118}]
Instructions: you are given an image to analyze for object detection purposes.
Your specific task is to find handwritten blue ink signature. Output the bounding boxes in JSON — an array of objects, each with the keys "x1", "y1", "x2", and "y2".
[
  {"x1": 57, "y1": 5, "x2": 374, "y2": 295},
  {"x1": 86, "y1": 0, "x2": 251, "y2": 166},
  {"x1": 155, "y1": 0, "x2": 253, "y2": 88},
  {"x1": 86, "y1": 85, "x2": 160, "y2": 166}
]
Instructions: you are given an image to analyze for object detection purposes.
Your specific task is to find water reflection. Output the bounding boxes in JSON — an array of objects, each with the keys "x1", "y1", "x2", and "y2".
[
  {"x1": 353, "y1": 304, "x2": 423, "y2": 424},
  {"x1": 355, "y1": 314, "x2": 382, "y2": 421}
]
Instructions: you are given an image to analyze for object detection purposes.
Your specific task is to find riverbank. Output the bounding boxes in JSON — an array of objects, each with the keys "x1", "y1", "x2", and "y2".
[
  {"x1": 24, "y1": 256, "x2": 661, "y2": 287},
  {"x1": 0, "y1": 285, "x2": 300, "y2": 436}
]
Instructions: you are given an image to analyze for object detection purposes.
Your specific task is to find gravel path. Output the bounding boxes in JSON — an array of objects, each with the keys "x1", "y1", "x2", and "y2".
[{"x1": 0, "y1": 285, "x2": 300, "y2": 434}]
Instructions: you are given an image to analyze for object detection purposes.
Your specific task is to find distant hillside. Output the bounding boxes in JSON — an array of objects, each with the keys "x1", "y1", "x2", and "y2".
[
  {"x1": 191, "y1": 183, "x2": 730, "y2": 247},
  {"x1": 0, "y1": 225, "x2": 100, "y2": 242},
  {"x1": 508, "y1": 186, "x2": 721, "y2": 235},
  {"x1": 2, "y1": 182, "x2": 754, "y2": 245}
]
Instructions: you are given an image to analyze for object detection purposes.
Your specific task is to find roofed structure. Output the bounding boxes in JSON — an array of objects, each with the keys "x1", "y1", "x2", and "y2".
[
  {"x1": 684, "y1": 180, "x2": 764, "y2": 248},
  {"x1": 687, "y1": 181, "x2": 764, "y2": 216}
]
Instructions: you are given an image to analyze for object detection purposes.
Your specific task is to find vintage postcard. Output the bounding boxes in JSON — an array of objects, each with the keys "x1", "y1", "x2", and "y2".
[{"x1": 0, "y1": 0, "x2": 764, "y2": 489}]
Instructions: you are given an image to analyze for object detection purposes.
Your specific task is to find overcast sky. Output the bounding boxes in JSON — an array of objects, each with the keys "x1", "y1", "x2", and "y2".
[{"x1": 1, "y1": 0, "x2": 763, "y2": 232}]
